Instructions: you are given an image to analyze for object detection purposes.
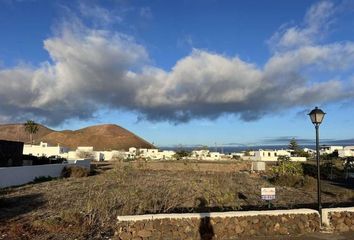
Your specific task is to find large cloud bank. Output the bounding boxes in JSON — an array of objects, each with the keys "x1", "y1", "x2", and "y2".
[{"x1": 1, "y1": 1, "x2": 354, "y2": 125}]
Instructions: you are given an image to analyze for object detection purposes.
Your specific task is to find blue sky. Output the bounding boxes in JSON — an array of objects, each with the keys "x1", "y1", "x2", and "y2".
[{"x1": 0, "y1": 0, "x2": 354, "y2": 147}]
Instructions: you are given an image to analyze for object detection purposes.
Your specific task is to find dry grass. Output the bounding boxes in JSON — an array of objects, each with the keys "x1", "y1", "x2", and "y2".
[
  {"x1": 61, "y1": 166, "x2": 90, "y2": 178},
  {"x1": 0, "y1": 161, "x2": 353, "y2": 240}
]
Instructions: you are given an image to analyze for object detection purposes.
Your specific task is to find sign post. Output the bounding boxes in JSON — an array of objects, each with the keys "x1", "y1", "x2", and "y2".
[{"x1": 261, "y1": 187, "x2": 276, "y2": 209}]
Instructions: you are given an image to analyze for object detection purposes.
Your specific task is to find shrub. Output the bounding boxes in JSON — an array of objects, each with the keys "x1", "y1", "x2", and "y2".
[
  {"x1": 76, "y1": 150, "x2": 95, "y2": 160},
  {"x1": 61, "y1": 166, "x2": 90, "y2": 178},
  {"x1": 173, "y1": 150, "x2": 191, "y2": 160},
  {"x1": 270, "y1": 174, "x2": 316, "y2": 189},
  {"x1": 33, "y1": 176, "x2": 53, "y2": 183},
  {"x1": 272, "y1": 156, "x2": 303, "y2": 176}
]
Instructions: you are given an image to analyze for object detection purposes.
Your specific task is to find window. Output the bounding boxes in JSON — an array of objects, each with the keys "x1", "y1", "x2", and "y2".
[{"x1": 268, "y1": 152, "x2": 271, "y2": 157}]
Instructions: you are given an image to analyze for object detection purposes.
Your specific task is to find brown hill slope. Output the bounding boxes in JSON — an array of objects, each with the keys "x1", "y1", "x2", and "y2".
[
  {"x1": 0, "y1": 123, "x2": 154, "y2": 151},
  {"x1": 0, "y1": 124, "x2": 54, "y2": 143}
]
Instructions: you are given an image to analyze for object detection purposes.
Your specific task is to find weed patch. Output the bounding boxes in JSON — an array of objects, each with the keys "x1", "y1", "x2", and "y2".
[{"x1": 61, "y1": 166, "x2": 90, "y2": 178}]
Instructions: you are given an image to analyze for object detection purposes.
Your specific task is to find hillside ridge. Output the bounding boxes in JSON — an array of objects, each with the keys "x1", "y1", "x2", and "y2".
[{"x1": 0, "y1": 123, "x2": 154, "y2": 151}]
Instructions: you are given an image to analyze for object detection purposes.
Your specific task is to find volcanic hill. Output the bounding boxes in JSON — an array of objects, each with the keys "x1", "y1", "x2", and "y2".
[{"x1": 0, "y1": 123, "x2": 154, "y2": 151}]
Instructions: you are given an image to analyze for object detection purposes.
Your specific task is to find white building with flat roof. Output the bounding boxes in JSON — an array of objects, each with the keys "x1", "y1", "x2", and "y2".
[
  {"x1": 191, "y1": 150, "x2": 222, "y2": 160},
  {"x1": 320, "y1": 146, "x2": 343, "y2": 155},
  {"x1": 138, "y1": 149, "x2": 175, "y2": 160},
  {"x1": 252, "y1": 149, "x2": 306, "y2": 162},
  {"x1": 23, "y1": 142, "x2": 68, "y2": 157},
  {"x1": 338, "y1": 146, "x2": 354, "y2": 158}
]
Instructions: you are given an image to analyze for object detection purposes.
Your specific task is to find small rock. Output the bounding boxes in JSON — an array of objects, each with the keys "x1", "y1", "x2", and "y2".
[
  {"x1": 274, "y1": 223, "x2": 280, "y2": 231},
  {"x1": 281, "y1": 217, "x2": 288, "y2": 223},
  {"x1": 252, "y1": 218, "x2": 259, "y2": 224},
  {"x1": 137, "y1": 229, "x2": 152, "y2": 238},
  {"x1": 336, "y1": 223, "x2": 349, "y2": 232},
  {"x1": 235, "y1": 225, "x2": 244, "y2": 234},
  {"x1": 344, "y1": 218, "x2": 351, "y2": 226},
  {"x1": 118, "y1": 232, "x2": 131, "y2": 240},
  {"x1": 279, "y1": 227, "x2": 288, "y2": 235},
  {"x1": 240, "y1": 220, "x2": 248, "y2": 227}
]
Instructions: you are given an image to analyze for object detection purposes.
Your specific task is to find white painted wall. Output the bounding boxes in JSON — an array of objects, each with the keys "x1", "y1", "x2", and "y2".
[
  {"x1": 338, "y1": 146, "x2": 354, "y2": 158},
  {"x1": 252, "y1": 149, "x2": 306, "y2": 162},
  {"x1": 253, "y1": 149, "x2": 290, "y2": 161},
  {"x1": 0, "y1": 164, "x2": 66, "y2": 188},
  {"x1": 77, "y1": 146, "x2": 94, "y2": 151},
  {"x1": 0, "y1": 161, "x2": 91, "y2": 188},
  {"x1": 320, "y1": 146, "x2": 343, "y2": 155},
  {"x1": 66, "y1": 159, "x2": 91, "y2": 169}
]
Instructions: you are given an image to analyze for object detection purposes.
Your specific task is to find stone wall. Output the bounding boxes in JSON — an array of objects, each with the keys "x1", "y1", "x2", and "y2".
[
  {"x1": 115, "y1": 209, "x2": 319, "y2": 240},
  {"x1": 322, "y1": 207, "x2": 354, "y2": 232}
]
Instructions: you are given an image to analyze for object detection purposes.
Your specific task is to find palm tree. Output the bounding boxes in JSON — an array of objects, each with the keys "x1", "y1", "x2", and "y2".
[{"x1": 24, "y1": 120, "x2": 39, "y2": 145}]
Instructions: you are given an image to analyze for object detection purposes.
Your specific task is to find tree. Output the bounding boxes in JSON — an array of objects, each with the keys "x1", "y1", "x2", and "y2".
[
  {"x1": 288, "y1": 138, "x2": 299, "y2": 151},
  {"x1": 277, "y1": 155, "x2": 291, "y2": 175},
  {"x1": 173, "y1": 150, "x2": 191, "y2": 160},
  {"x1": 288, "y1": 138, "x2": 309, "y2": 158},
  {"x1": 24, "y1": 120, "x2": 39, "y2": 145}
]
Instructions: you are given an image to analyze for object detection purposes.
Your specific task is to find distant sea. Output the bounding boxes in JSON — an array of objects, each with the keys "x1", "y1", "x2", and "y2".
[{"x1": 160, "y1": 145, "x2": 318, "y2": 154}]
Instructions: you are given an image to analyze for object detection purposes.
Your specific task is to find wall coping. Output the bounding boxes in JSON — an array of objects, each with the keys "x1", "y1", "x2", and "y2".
[
  {"x1": 322, "y1": 207, "x2": 354, "y2": 227},
  {"x1": 117, "y1": 208, "x2": 318, "y2": 222}
]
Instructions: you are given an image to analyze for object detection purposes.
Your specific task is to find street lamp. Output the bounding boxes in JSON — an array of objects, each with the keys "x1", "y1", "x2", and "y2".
[{"x1": 308, "y1": 107, "x2": 326, "y2": 222}]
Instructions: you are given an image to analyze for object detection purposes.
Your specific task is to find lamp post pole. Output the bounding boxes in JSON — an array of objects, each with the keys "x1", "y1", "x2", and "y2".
[
  {"x1": 315, "y1": 124, "x2": 322, "y2": 221},
  {"x1": 308, "y1": 106, "x2": 325, "y2": 225}
]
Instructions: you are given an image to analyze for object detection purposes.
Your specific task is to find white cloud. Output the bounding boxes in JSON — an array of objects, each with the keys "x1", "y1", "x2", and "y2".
[
  {"x1": 268, "y1": 1, "x2": 336, "y2": 51},
  {"x1": 79, "y1": 2, "x2": 123, "y2": 26},
  {"x1": 0, "y1": 1, "x2": 353, "y2": 125}
]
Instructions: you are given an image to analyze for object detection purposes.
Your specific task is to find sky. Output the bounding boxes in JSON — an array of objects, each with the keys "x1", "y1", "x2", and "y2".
[{"x1": 1, "y1": 0, "x2": 354, "y2": 147}]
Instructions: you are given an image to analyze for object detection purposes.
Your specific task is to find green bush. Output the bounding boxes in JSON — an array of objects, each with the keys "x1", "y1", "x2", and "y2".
[{"x1": 272, "y1": 156, "x2": 303, "y2": 176}]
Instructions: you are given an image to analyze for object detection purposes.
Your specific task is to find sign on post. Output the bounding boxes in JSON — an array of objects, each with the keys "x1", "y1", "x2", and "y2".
[{"x1": 261, "y1": 187, "x2": 276, "y2": 200}]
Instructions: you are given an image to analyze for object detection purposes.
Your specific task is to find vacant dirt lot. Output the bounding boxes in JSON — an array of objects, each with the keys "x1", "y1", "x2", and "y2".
[{"x1": 0, "y1": 161, "x2": 353, "y2": 239}]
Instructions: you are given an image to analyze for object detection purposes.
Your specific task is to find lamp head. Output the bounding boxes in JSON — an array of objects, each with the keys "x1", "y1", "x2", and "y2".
[{"x1": 308, "y1": 107, "x2": 326, "y2": 125}]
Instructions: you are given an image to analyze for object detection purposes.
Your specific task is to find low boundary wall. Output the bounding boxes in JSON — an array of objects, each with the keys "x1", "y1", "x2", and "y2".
[
  {"x1": 322, "y1": 207, "x2": 354, "y2": 232},
  {"x1": 66, "y1": 159, "x2": 91, "y2": 169},
  {"x1": 116, "y1": 209, "x2": 320, "y2": 239},
  {"x1": 0, "y1": 161, "x2": 91, "y2": 188}
]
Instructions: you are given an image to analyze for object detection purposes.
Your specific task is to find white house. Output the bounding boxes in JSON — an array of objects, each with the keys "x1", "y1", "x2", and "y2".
[
  {"x1": 23, "y1": 142, "x2": 68, "y2": 157},
  {"x1": 338, "y1": 146, "x2": 354, "y2": 158},
  {"x1": 138, "y1": 149, "x2": 175, "y2": 160},
  {"x1": 204, "y1": 152, "x2": 222, "y2": 161},
  {"x1": 320, "y1": 145, "x2": 343, "y2": 155},
  {"x1": 156, "y1": 150, "x2": 176, "y2": 160},
  {"x1": 191, "y1": 150, "x2": 222, "y2": 161},
  {"x1": 252, "y1": 149, "x2": 306, "y2": 162},
  {"x1": 303, "y1": 148, "x2": 316, "y2": 155}
]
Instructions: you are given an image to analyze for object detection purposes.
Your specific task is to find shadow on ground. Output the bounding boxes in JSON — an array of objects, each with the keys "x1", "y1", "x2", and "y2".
[{"x1": 0, "y1": 193, "x2": 45, "y2": 221}]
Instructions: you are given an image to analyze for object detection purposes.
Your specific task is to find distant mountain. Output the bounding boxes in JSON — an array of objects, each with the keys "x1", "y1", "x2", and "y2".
[{"x1": 0, "y1": 123, "x2": 154, "y2": 151}]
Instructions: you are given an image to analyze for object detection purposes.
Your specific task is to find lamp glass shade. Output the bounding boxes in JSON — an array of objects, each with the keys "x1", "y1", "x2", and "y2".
[{"x1": 308, "y1": 107, "x2": 325, "y2": 124}]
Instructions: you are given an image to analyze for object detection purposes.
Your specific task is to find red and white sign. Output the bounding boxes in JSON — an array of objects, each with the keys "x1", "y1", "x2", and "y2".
[{"x1": 261, "y1": 187, "x2": 276, "y2": 200}]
